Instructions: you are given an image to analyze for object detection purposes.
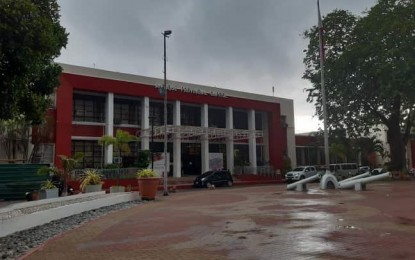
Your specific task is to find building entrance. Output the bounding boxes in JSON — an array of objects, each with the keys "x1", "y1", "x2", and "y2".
[{"x1": 182, "y1": 143, "x2": 201, "y2": 175}]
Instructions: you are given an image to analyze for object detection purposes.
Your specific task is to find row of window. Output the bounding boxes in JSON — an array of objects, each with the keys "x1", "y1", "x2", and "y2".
[
  {"x1": 73, "y1": 93, "x2": 264, "y2": 129},
  {"x1": 72, "y1": 140, "x2": 140, "y2": 169},
  {"x1": 71, "y1": 140, "x2": 264, "y2": 169}
]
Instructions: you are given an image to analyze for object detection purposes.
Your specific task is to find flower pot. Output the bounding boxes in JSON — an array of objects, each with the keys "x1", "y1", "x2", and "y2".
[
  {"x1": 39, "y1": 188, "x2": 59, "y2": 199},
  {"x1": 27, "y1": 190, "x2": 40, "y2": 201},
  {"x1": 110, "y1": 186, "x2": 126, "y2": 193},
  {"x1": 138, "y1": 178, "x2": 160, "y2": 200},
  {"x1": 85, "y1": 184, "x2": 102, "y2": 193}
]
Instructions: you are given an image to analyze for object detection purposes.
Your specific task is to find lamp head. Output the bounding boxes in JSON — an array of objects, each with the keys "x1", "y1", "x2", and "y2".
[{"x1": 163, "y1": 30, "x2": 172, "y2": 36}]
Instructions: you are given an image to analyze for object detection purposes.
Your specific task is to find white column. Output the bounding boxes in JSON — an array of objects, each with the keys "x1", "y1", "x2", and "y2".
[
  {"x1": 105, "y1": 93, "x2": 114, "y2": 164},
  {"x1": 248, "y1": 109, "x2": 257, "y2": 173},
  {"x1": 201, "y1": 104, "x2": 209, "y2": 173},
  {"x1": 226, "y1": 107, "x2": 234, "y2": 173},
  {"x1": 141, "y1": 97, "x2": 150, "y2": 150},
  {"x1": 262, "y1": 112, "x2": 270, "y2": 163},
  {"x1": 173, "y1": 100, "x2": 181, "y2": 177}
]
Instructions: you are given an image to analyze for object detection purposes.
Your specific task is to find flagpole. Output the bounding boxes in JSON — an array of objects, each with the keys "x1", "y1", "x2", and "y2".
[{"x1": 318, "y1": 0, "x2": 330, "y2": 172}]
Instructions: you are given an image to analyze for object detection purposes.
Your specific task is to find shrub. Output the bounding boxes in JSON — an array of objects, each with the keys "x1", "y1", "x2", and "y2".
[
  {"x1": 79, "y1": 169, "x2": 103, "y2": 191},
  {"x1": 136, "y1": 169, "x2": 157, "y2": 178}
]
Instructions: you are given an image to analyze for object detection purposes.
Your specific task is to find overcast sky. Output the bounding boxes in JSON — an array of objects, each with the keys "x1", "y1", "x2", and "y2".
[{"x1": 55, "y1": 0, "x2": 377, "y2": 133}]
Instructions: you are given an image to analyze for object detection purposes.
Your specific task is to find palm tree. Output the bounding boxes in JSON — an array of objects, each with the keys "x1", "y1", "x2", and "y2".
[
  {"x1": 356, "y1": 137, "x2": 385, "y2": 167},
  {"x1": 59, "y1": 152, "x2": 84, "y2": 196},
  {"x1": 330, "y1": 143, "x2": 347, "y2": 163},
  {"x1": 99, "y1": 129, "x2": 138, "y2": 186}
]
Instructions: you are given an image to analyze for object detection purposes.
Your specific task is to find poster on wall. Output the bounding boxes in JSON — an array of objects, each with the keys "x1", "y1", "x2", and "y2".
[
  {"x1": 209, "y1": 153, "x2": 223, "y2": 171},
  {"x1": 149, "y1": 152, "x2": 170, "y2": 177}
]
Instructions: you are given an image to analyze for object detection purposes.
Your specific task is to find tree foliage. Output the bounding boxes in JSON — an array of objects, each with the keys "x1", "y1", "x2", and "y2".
[
  {"x1": 98, "y1": 129, "x2": 138, "y2": 161},
  {"x1": 0, "y1": 116, "x2": 31, "y2": 161},
  {"x1": 59, "y1": 152, "x2": 83, "y2": 196},
  {"x1": 303, "y1": 0, "x2": 415, "y2": 170},
  {"x1": 0, "y1": 0, "x2": 68, "y2": 124}
]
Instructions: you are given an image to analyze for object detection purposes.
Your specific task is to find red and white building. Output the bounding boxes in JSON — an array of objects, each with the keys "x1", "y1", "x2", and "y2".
[{"x1": 45, "y1": 64, "x2": 295, "y2": 176}]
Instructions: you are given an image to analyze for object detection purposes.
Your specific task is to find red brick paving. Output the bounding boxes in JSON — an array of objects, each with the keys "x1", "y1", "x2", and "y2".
[{"x1": 23, "y1": 181, "x2": 415, "y2": 260}]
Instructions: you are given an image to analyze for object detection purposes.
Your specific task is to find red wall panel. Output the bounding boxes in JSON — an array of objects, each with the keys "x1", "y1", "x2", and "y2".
[
  {"x1": 72, "y1": 124, "x2": 105, "y2": 137},
  {"x1": 55, "y1": 76, "x2": 74, "y2": 167}
]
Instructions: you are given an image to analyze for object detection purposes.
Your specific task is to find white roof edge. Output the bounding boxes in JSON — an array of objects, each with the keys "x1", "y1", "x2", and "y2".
[{"x1": 58, "y1": 63, "x2": 293, "y2": 104}]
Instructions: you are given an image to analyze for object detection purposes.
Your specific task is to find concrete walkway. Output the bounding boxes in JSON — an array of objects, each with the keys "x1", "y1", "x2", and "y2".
[{"x1": 22, "y1": 181, "x2": 415, "y2": 260}]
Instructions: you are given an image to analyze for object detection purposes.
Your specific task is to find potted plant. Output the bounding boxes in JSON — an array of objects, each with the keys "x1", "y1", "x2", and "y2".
[
  {"x1": 137, "y1": 169, "x2": 160, "y2": 200},
  {"x1": 39, "y1": 180, "x2": 59, "y2": 199},
  {"x1": 79, "y1": 169, "x2": 104, "y2": 193},
  {"x1": 37, "y1": 165, "x2": 64, "y2": 196}
]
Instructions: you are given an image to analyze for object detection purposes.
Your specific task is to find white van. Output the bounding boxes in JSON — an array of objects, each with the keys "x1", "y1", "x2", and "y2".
[{"x1": 329, "y1": 163, "x2": 358, "y2": 179}]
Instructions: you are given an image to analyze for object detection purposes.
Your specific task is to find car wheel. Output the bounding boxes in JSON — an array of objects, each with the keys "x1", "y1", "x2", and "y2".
[
  {"x1": 206, "y1": 182, "x2": 213, "y2": 188},
  {"x1": 300, "y1": 175, "x2": 305, "y2": 180},
  {"x1": 227, "y1": 180, "x2": 233, "y2": 187}
]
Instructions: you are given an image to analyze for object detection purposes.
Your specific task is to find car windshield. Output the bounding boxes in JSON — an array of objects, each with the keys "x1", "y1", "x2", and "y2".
[
  {"x1": 200, "y1": 171, "x2": 214, "y2": 177},
  {"x1": 293, "y1": 167, "x2": 305, "y2": 171}
]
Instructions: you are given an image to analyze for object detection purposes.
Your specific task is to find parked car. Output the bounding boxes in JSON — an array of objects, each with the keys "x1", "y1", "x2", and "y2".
[
  {"x1": 193, "y1": 170, "x2": 233, "y2": 188},
  {"x1": 329, "y1": 163, "x2": 358, "y2": 179},
  {"x1": 358, "y1": 166, "x2": 371, "y2": 174},
  {"x1": 371, "y1": 168, "x2": 387, "y2": 175},
  {"x1": 285, "y1": 166, "x2": 318, "y2": 182}
]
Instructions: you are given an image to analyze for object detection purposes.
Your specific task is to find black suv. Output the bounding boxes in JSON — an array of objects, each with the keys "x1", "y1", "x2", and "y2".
[{"x1": 193, "y1": 170, "x2": 234, "y2": 188}]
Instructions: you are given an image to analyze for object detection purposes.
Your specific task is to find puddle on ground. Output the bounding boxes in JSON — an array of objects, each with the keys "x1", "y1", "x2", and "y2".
[{"x1": 337, "y1": 225, "x2": 360, "y2": 230}]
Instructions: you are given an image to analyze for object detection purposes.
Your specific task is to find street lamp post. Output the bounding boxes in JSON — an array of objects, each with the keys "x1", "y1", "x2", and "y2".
[
  {"x1": 149, "y1": 114, "x2": 155, "y2": 171},
  {"x1": 162, "y1": 30, "x2": 172, "y2": 196}
]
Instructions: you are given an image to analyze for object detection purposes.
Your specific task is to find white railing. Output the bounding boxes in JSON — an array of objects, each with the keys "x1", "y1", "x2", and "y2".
[
  {"x1": 149, "y1": 125, "x2": 263, "y2": 141},
  {"x1": 71, "y1": 167, "x2": 140, "y2": 180}
]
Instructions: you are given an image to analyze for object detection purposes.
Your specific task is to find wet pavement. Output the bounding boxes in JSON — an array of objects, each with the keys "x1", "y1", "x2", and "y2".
[{"x1": 23, "y1": 181, "x2": 415, "y2": 260}]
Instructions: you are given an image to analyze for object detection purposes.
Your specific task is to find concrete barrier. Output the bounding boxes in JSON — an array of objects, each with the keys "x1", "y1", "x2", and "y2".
[
  {"x1": 338, "y1": 172, "x2": 391, "y2": 191},
  {"x1": 320, "y1": 172, "x2": 339, "y2": 190},
  {"x1": 287, "y1": 174, "x2": 319, "y2": 191},
  {"x1": 339, "y1": 172, "x2": 371, "y2": 184}
]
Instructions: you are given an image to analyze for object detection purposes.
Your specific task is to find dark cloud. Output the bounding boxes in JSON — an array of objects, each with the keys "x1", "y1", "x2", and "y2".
[{"x1": 56, "y1": 0, "x2": 377, "y2": 132}]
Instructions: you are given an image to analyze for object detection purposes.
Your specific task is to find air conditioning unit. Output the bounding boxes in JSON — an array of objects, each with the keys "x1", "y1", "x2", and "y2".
[{"x1": 113, "y1": 157, "x2": 122, "y2": 164}]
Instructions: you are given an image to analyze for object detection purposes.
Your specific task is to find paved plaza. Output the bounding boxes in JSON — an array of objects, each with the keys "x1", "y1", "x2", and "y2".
[{"x1": 23, "y1": 181, "x2": 415, "y2": 260}]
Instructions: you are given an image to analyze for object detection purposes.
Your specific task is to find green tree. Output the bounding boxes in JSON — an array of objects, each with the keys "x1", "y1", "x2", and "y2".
[
  {"x1": 0, "y1": 0, "x2": 68, "y2": 124},
  {"x1": 329, "y1": 143, "x2": 347, "y2": 164},
  {"x1": 303, "y1": 0, "x2": 415, "y2": 171},
  {"x1": 356, "y1": 136, "x2": 385, "y2": 167},
  {"x1": 0, "y1": 116, "x2": 30, "y2": 161}
]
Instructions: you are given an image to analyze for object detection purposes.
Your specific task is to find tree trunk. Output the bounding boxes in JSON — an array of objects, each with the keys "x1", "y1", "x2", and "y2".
[{"x1": 387, "y1": 125, "x2": 406, "y2": 171}]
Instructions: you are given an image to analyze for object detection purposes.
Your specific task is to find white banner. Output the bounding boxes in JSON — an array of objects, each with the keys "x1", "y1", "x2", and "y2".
[
  {"x1": 149, "y1": 152, "x2": 170, "y2": 177},
  {"x1": 209, "y1": 153, "x2": 223, "y2": 171}
]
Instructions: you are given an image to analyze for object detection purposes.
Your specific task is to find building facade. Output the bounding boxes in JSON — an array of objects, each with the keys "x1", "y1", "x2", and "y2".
[{"x1": 48, "y1": 64, "x2": 295, "y2": 177}]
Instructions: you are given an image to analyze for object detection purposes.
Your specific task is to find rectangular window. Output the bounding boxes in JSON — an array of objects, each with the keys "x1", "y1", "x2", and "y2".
[
  {"x1": 181, "y1": 105, "x2": 201, "y2": 126},
  {"x1": 71, "y1": 140, "x2": 103, "y2": 169},
  {"x1": 208, "y1": 108, "x2": 226, "y2": 128},
  {"x1": 114, "y1": 98, "x2": 141, "y2": 125},
  {"x1": 149, "y1": 102, "x2": 173, "y2": 126},
  {"x1": 73, "y1": 93, "x2": 105, "y2": 123},
  {"x1": 233, "y1": 110, "x2": 248, "y2": 130},
  {"x1": 255, "y1": 113, "x2": 263, "y2": 130}
]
